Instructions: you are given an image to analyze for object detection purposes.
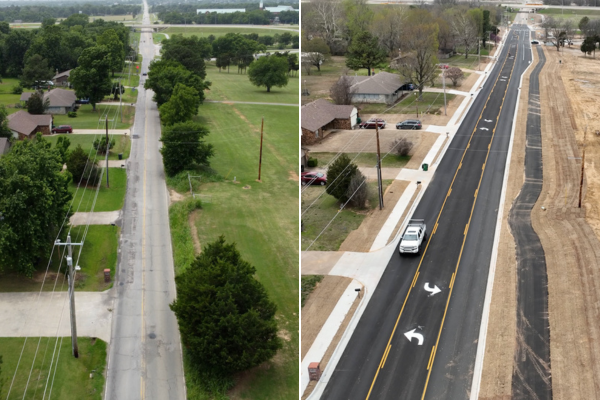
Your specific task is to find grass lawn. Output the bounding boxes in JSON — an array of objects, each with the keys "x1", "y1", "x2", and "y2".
[
  {"x1": 114, "y1": 70, "x2": 140, "y2": 88},
  {"x1": 53, "y1": 104, "x2": 134, "y2": 129},
  {"x1": 310, "y1": 152, "x2": 410, "y2": 169},
  {"x1": 0, "y1": 337, "x2": 106, "y2": 400},
  {"x1": 358, "y1": 92, "x2": 456, "y2": 115},
  {"x1": 445, "y1": 54, "x2": 485, "y2": 69},
  {"x1": 162, "y1": 26, "x2": 298, "y2": 39},
  {"x1": 0, "y1": 77, "x2": 25, "y2": 113},
  {"x1": 68, "y1": 167, "x2": 127, "y2": 212},
  {"x1": 538, "y1": 8, "x2": 600, "y2": 16},
  {"x1": 169, "y1": 102, "x2": 298, "y2": 399},
  {"x1": 301, "y1": 275, "x2": 323, "y2": 307},
  {"x1": 44, "y1": 133, "x2": 131, "y2": 161},
  {"x1": 0, "y1": 225, "x2": 119, "y2": 292},
  {"x1": 205, "y1": 62, "x2": 299, "y2": 104},
  {"x1": 302, "y1": 55, "x2": 371, "y2": 103},
  {"x1": 153, "y1": 33, "x2": 167, "y2": 43}
]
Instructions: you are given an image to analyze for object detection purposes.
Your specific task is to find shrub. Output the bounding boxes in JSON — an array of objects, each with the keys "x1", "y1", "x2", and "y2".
[
  {"x1": 67, "y1": 111, "x2": 77, "y2": 118},
  {"x1": 307, "y1": 157, "x2": 318, "y2": 167},
  {"x1": 445, "y1": 67, "x2": 465, "y2": 87},
  {"x1": 346, "y1": 170, "x2": 369, "y2": 209},
  {"x1": 326, "y1": 154, "x2": 358, "y2": 202},
  {"x1": 93, "y1": 136, "x2": 116, "y2": 154},
  {"x1": 11, "y1": 85, "x2": 23, "y2": 94},
  {"x1": 390, "y1": 137, "x2": 413, "y2": 157}
]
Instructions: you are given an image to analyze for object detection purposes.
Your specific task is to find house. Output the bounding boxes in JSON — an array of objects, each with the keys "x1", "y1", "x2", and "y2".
[
  {"x1": 347, "y1": 71, "x2": 405, "y2": 105},
  {"x1": 0, "y1": 137, "x2": 11, "y2": 157},
  {"x1": 264, "y1": 5, "x2": 297, "y2": 13},
  {"x1": 20, "y1": 88, "x2": 77, "y2": 115},
  {"x1": 53, "y1": 70, "x2": 72, "y2": 87},
  {"x1": 301, "y1": 99, "x2": 357, "y2": 145},
  {"x1": 196, "y1": 8, "x2": 245, "y2": 14},
  {"x1": 6, "y1": 111, "x2": 52, "y2": 140}
]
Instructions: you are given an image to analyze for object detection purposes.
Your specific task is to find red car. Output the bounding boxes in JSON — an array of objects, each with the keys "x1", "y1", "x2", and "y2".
[
  {"x1": 52, "y1": 125, "x2": 73, "y2": 134},
  {"x1": 301, "y1": 172, "x2": 327, "y2": 186},
  {"x1": 359, "y1": 118, "x2": 386, "y2": 129}
]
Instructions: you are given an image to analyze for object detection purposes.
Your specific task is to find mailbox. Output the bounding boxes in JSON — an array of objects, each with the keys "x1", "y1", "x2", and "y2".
[{"x1": 308, "y1": 362, "x2": 321, "y2": 381}]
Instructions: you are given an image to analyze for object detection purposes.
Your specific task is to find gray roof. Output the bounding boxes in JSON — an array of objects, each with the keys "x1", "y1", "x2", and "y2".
[
  {"x1": 348, "y1": 71, "x2": 403, "y2": 95},
  {"x1": 301, "y1": 99, "x2": 356, "y2": 132},
  {"x1": 7, "y1": 111, "x2": 52, "y2": 136},
  {"x1": 53, "y1": 69, "x2": 72, "y2": 80},
  {"x1": 19, "y1": 88, "x2": 76, "y2": 108}
]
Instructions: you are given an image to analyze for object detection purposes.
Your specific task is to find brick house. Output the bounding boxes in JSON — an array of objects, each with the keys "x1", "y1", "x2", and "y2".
[
  {"x1": 301, "y1": 99, "x2": 357, "y2": 145},
  {"x1": 7, "y1": 111, "x2": 53, "y2": 140}
]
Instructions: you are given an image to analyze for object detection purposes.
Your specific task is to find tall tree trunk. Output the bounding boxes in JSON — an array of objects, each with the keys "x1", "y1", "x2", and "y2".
[{"x1": 267, "y1": 86, "x2": 271, "y2": 92}]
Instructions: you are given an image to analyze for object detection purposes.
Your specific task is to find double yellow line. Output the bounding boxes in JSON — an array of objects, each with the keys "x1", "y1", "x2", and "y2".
[{"x1": 365, "y1": 40, "x2": 519, "y2": 400}]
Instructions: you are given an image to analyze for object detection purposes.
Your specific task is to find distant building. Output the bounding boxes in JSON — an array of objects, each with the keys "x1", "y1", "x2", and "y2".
[
  {"x1": 346, "y1": 71, "x2": 405, "y2": 105},
  {"x1": 6, "y1": 111, "x2": 52, "y2": 140},
  {"x1": 196, "y1": 8, "x2": 245, "y2": 14},
  {"x1": 53, "y1": 70, "x2": 72, "y2": 87},
  {"x1": 0, "y1": 137, "x2": 11, "y2": 157},
  {"x1": 20, "y1": 88, "x2": 77, "y2": 115},
  {"x1": 301, "y1": 99, "x2": 357, "y2": 145},
  {"x1": 264, "y1": 5, "x2": 297, "y2": 13}
]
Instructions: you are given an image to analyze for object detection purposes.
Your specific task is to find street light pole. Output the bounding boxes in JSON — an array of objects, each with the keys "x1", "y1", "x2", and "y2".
[{"x1": 442, "y1": 68, "x2": 447, "y2": 116}]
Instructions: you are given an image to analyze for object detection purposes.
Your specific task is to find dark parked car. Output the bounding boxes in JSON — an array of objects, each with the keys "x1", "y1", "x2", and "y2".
[
  {"x1": 142, "y1": 72, "x2": 148, "y2": 76},
  {"x1": 399, "y1": 83, "x2": 415, "y2": 91},
  {"x1": 359, "y1": 118, "x2": 386, "y2": 129},
  {"x1": 52, "y1": 125, "x2": 73, "y2": 134},
  {"x1": 76, "y1": 98, "x2": 90, "y2": 104},
  {"x1": 301, "y1": 172, "x2": 327, "y2": 186},
  {"x1": 531, "y1": 40, "x2": 540, "y2": 45},
  {"x1": 396, "y1": 119, "x2": 422, "y2": 130}
]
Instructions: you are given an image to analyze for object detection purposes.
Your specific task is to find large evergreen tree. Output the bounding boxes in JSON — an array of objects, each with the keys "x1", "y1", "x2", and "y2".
[
  {"x1": 325, "y1": 154, "x2": 359, "y2": 203},
  {"x1": 160, "y1": 121, "x2": 213, "y2": 176},
  {"x1": 345, "y1": 30, "x2": 387, "y2": 76},
  {"x1": 170, "y1": 237, "x2": 282, "y2": 377}
]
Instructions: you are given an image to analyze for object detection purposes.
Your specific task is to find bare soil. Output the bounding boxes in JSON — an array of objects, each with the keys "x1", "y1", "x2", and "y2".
[
  {"x1": 301, "y1": 275, "x2": 353, "y2": 360},
  {"x1": 188, "y1": 210, "x2": 201, "y2": 255},
  {"x1": 169, "y1": 189, "x2": 184, "y2": 204}
]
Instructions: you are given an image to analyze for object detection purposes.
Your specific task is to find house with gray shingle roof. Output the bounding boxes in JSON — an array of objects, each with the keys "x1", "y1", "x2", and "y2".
[
  {"x1": 20, "y1": 88, "x2": 77, "y2": 115},
  {"x1": 347, "y1": 71, "x2": 406, "y2": 105},
  {"x1": 301, "y1": 99, "x2": 357, "y2": 145},
  {"x1": 7, "y1": 111, "x2": 52, "y2": 140},
  {"x1": 52, "y1": 69, "x2": 72, "y2": 87}
]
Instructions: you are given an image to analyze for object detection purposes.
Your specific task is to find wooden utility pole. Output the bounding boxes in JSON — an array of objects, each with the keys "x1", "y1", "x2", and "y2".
[
  {"x1": 579, "y1": 128, "x2": 587, "y2": 208},
  {"x1": 375, "y1": 123, "x2": 384, "y2": 210},
  {"x1": 258, "y1": 118, "x2": 264, "y2": 181},
  {"x1": 105, "y1": 118, "x2": 110, "y2": 188}
]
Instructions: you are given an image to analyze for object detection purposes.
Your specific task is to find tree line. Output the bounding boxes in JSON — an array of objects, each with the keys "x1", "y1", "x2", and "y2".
[
  {"x1": 0, "y1": 4, "x2": 142, "y2": 23},
  {"x1": 158, "y1": 9, "x2": 299, "y2": 25}
]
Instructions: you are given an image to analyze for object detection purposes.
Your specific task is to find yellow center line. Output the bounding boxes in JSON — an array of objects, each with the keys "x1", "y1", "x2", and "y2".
[{"x1": 420, "y1": 40, "x2": 519, "y2": 400}]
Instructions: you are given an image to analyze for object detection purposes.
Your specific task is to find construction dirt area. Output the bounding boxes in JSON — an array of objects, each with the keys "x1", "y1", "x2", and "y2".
[{"x1": 479, "y1": 46, "x2": 600, "y2": 398}]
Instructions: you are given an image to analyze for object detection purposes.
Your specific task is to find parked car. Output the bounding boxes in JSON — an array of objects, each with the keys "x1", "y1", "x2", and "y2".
[
  {"x1": 301, "y1": 172, "x2": 327, "y2": 186},
  {"x1": 531, "y1": 40, "x2": 540, "y2": 45},
  {"x1": 142, "y1": 72, "x2": 148, "y2": 76},
  {"x1": 396, "y1": 119, "x2": 422, "y2": 130},
  {"x1": 359, "y1": 118, "x2": 386, "y2": 129},
  {"x1": 76, "y1": 98, "x2": 90, "y2": 104},
  {"x1": 400, "y1": 83, "x2": 415, "y2": 91},
  {"x1": 52, "y1": 125, "x2": 73, "y2": 134}
]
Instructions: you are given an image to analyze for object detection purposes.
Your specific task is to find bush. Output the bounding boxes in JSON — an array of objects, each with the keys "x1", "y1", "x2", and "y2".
[
  {"x1": 93, "y1": 136, "x2": 116, "y2": 154},
  {"x1": 390, "y1": 137, "x2": 413, "y2": 157},
  {"x1": 67, "y1": 111, "x2": 77, "y2": 118},
  {"x1": 346, "y1": 170, "x2": 369, "y2": 209},
  {"x1": 277, "y1": 43, "x2": 286, "y2": 50},
  {"x1": 66, "y1": 144, "x2": 101, "y2": 185},
  {"x1": 326, "y1": 154, "x2": 358, "y2": 203},
  {"x1": 307, "y1": 157, "x2": 318, "y2": 167},
  {"x1": 445, "y1": 67, "x2": 465, "y2": 87},
  {"x1": 11, "y1": 85, "x2": 23, "y2": 94}
]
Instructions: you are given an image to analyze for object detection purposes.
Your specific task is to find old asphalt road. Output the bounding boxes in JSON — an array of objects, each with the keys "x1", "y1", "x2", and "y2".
[
  {"x1": 104, "y1": 1, "x2": 186, "y2": 399},
  {"x1": 321, "y1": 25, "x2": 532, "y2": 400}
]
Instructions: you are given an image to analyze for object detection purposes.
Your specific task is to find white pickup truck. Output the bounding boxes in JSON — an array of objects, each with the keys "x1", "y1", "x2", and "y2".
[{"x1": 399, "y1": 219, "x2": 427, "y2": 255}]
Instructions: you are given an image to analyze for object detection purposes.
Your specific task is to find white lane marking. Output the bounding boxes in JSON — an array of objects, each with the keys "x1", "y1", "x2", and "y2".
[
  {"x1": 480, "y1": 127, "x2": 490, "y2": 131},
  {"x1": 484, "y1": 119, "x2": 493, "y2": 123},
  {"x1": 424, "y1": 283, "x2": 442, "y2": 296},
  {"x1": 404, "y1": 329, "x2": 424, "y2": 345}
]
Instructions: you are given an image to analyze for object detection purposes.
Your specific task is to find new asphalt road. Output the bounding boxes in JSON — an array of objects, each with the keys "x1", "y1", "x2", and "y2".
[
  {"x1": 104, "y1": 1, "x2": 186, "y2": 399},
  {"x1": 321, "y1": 25, "x2": 534, "y2": 400}
]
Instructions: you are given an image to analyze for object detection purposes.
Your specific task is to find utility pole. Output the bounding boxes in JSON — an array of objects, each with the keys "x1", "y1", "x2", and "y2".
[
  {"x1": 257, "y1": 117, "x2": 264, "y2": 181},
  {"x1": 55, "y1": 235, "x2": 84, "y2": 358},
  {"x1": 579, "y1": 127, "x2": 587, "y2": 208},
  {"x1": 105, "y1": 118, "x2": 110, "y2": 188},
  {"x1": 375, "y1": 123, "x2": 384, "y2": 210},
  {"x1": 442, "y1": 66, "x2": 447, "y2": 116}
]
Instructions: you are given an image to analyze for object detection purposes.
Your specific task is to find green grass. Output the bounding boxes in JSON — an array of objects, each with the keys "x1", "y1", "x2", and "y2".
[
  {"x1": 53, "y1": 104, "x2": 134, "y2": 129},
  {"x1": 169, "y1": 102, "x2": 298, "y2": 399},
  {"x1": 539, "y1": 8, "x2": 600, "y2": 16},
  {"x1": 0, "y1": 337, "x2": 106, "y2": 399},
  {"x1": 169, "y1": 197, "x2": 202, "y2": 277},
  {"x1": 311, "y1": 152, "x2": 410, "y2": 168},
  {"x1": 153, "y1": 33, "x2": 167, "y2": 43},
  {"x1": 68, "y1": 167, "x2": 127, "y2": 212},
  {"x1": 114, "y1": 70, "x2": 140, "y2": 88},
  {"x1": 359, "y1": 92, "x2": 456, "y2": 115},
  {"x1": 205, "y1": 62, "x2": 299, "y2": 104},
  {"x1": 44, "y1": 133, "x2": 131, "y2": 161},
  {"x1": 162, "y1": 26, "x2": 298, "y2": 39},
  {"x1": 301, "y1": 275, "x2": 323, "y2": 307},
  {"x1": 0, "y1": 77, "x2": 26, "y2": 112},
  {"x1": 0, "y1": 225, "x2": 119, "y2": 292}
]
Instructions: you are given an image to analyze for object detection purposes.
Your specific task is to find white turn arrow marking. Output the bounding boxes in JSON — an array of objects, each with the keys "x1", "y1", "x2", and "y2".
[
  {"x1": 404, "y1": 329, "x2": 424, "y2": 345},
  {"x1": 424, "y1": 282, "x2": 442, "y2": 296},
  {"x1": 480, "y1": 127, "x2": 489, "y2": 131},
  {"x1": 484, "y1": 119, "x2": 493, "y2": 123}
]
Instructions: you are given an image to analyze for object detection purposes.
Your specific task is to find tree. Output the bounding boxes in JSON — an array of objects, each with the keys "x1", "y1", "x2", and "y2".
[
  {"x1": 451, "y1": 11, "x2": 479, "y2": 59},
  {"x1": 370, "y1": 6, "x2": 405, "y2": 59},
  {"x1": 70, "y1": 45, "x2": 113, "y2": 111},
  {"x1": 279, "y1": 32, "x2": 293, "y2": 45},
  {"x1": 344, "y1": 0, "x2": 374, "y2": 39},
  {"x1": 111, "y1": 83, "x2": 124, "y2": 100},
  {"x1": 144, "y1": 59, "x2": 208, "y2": 107},
  {"x1": 66, "y1": 144, "x2": 100, "y2": 185},
  {"x1": 54, "y1": 135, "x2": 71, "y2": 165},
  {"x1": 159, "y1": 83, "x2": 200, "y2": 126},
  {"x1": 93, "y1": 136, "x2": 116, "y2": 154},
  {"x1": 345, "y1": 30, "x2": 387, "y2": 76},
  {"x1": 97, "y1": 29, "x2": 125, "y2": 77},
  {"x1": 445, "y1": 67, "x2": 464, "y2": 86},
  {"x1": 160, "y1": 121, "x2": 214, "y2": 176},
  {"x1": 579, "y1": 16, "x2": 590, "y2": 33},
  {"x1": 542, "y1": 17, "x2": 565, "y2": 52},
  {"x1": 0, "y1": 136, "x2": 72, "y2": 276},
  {"x1": 0, "y1": 105, "x2": 13, "y2": 139},
  {"x1": 581, "y1": 37, "x2": 596, "y2": 57},
  {"x1": 170, "y1": 236, "x2": 281, "y2": 377},
  {"x1": 397, "y1": 15, "x2": 440, "y2": 99},
  {"x1": 303, "y1": 37, "x2": 330, "y2": 72},
  {"x1": 326, "y1": 153, "x2": 358, "y2": 202},
  {"x1": 247, "y1": 55, "x2": 289, "y2": 92},
  {"x1": 3, "y1": 29, "x2": 35, "y2": 77},
  {"x1": 346, "y1": 170, "x2": 369, "y2": 209},
  {"x1": 161, "y1": 34, "x2": 211, "y2": 79},
  {"x1": 303, "y1": 0, "x2": 344, "y2": 51},
  {"x1": 27, "y1": 90, "x2": 50, "y2": 115},
  {"x1": 390, "y1": 137, "x2": 413, "y2": 157},
  {"x1": 330, "y1": 76, "x2": 356, "y2": 105},
  {"x1": 20, "y1": 54, "x2": 53, "y2": 88}
]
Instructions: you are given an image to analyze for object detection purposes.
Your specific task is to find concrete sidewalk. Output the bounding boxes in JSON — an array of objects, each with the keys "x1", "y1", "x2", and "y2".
[
  {"x1": 0, "y1": 291, "x2": 114, "y2": 342},
  {"x1": 70, "y1": 211, "x2": 121, "y2": 226},
  {"x1": 71, "y1": 129, "x2": 131, "y2": 135}
]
